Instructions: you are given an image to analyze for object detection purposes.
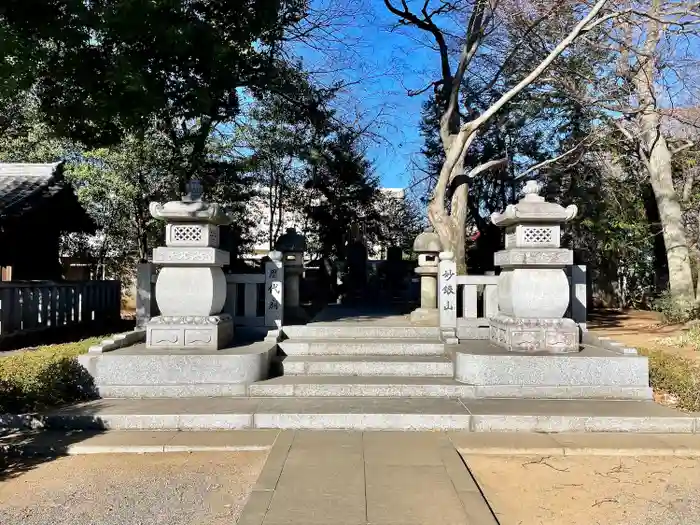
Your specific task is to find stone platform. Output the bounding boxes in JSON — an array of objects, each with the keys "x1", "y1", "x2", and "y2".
[
  {"x1": 78, "y1": 341, "x2": 275, "y2": 398},
  {"x1": 454, "y1": 340, "x2": 652, "y2": 400},
  {"x1": 2, "y1": 398, "x2": 696, "y2": 433}
]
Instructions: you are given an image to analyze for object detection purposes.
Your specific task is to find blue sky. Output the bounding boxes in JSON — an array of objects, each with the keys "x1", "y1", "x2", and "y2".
[{"x1": 291, "y1": 0, "x2": 443, "y2": 189}]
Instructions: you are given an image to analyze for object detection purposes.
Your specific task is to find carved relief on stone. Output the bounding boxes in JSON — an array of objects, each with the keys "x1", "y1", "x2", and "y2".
[
  {"x1": 494, "y1": 249, "x2": 573, "y2": 267},
  {"x1": 150, "y1": 329, "x2": 180, "y2": 345},
  {"x1": 185, "y1": 330, "x2": 213, "y2": 345},
  {"x1": 511, "y1": 331, "x2": 541, "y2": 351},
  {"x1": 166, "y1": 249, "x2": 213, "y2": 262},
  {"x1": 150, "y1": 314, "x2": 231, "y2": 325},
  {"x1": 545, "y1": 330, "x2": 576, "y2": 349}
]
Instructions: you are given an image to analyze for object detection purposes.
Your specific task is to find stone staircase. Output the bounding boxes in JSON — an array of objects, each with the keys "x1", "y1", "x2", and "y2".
[
  {"x1": 16, "y1": 308, "x2": 681, "y2": 433},
  {"x1": 249, "y1": 323, "x2": 473, "y2": 398}
]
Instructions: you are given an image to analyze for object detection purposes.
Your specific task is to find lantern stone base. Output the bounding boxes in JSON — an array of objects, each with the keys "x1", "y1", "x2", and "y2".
[
  {"x1": 489, "y1": 315, "x2": 579, "y2": 354},
  {"x1": 146, "y1": 314, "x2": 234, "y2": 350}
]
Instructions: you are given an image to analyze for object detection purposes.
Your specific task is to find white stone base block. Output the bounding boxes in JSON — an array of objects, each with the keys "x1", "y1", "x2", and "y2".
[
  {"x1": 489, "y1": 315, "x2": 579, "y2": 353},
  {"x1": 77, "y1": 342, "x2": 275, "y2": 398},
  {"x1": 410, "y1": 307, "x2": 439, "y2": 324},
  {"x1": 146, "y1": 315, "x2": 233, "y2": 350}
]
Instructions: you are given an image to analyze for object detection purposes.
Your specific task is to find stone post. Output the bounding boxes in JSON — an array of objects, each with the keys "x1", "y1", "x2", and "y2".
[
  {"x1": 438, "y1": 251, "x2": 458, "y2": 344},
  {"x1": 489, "y1": 180, "x2": 579, "y2": 353},
  {"x1": 146, "y1": 180, "x2": 234, "y2": 350},
  {"x1": 571, "y1": 264, "x2": 587, "y2": 330},
  {"x1": 135, "y1": 262, "x2": 155, "y2": 329},
  {"x1": 264, "y1": 250, "x2": 284, "y2": 330},
  {"x1": 410, "y1": 228, "x2": 442, "y2": 324},
  {"x1": 274, "y1": 228, "x2": 307, "y2": 322}
]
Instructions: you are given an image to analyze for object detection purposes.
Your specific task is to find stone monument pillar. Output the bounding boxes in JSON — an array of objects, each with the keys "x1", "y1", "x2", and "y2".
[
  {"x1": 410, "y1": 228, "x2": 442, "y2": 323},
  {"x1": 489, "y1": 180, "x2": 579, "y2": 353},
  {"x1": 274, "y1": 228, "x2": 307, "y2": 322},
  {"x1": 146, "y1": 180, "x2": 234, "y2": 350}
]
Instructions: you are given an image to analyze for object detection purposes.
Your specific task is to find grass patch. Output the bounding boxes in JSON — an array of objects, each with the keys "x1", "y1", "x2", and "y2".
[
  {"x1": 0, "y1": 337, "x2": 105, "y2": 414},
  {"x1": 652, "y1": 327, "x2": 700, "y2": 352},
  {"x1": 639, "y1": 347, "x2": 700, "y2": 412}
]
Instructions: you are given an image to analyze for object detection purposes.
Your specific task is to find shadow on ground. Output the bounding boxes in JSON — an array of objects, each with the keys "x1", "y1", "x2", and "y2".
[
  {"x1": 587, "y1": 308, "x2": 662, "y2": 330},
  {"x1": 0, "y1": 428, "x2": 105, "y2": 483},
  {"x1": 309, "y1": 303, "x2": 414, "y2": 323}
]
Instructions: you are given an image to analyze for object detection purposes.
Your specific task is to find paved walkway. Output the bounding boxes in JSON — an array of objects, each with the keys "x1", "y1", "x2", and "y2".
[
  {"x1": 237, "y1": 431, "x2": 497, "y2": 525},
  {"x1": 5, "y1": 430, "x2": 700, "y2": 524}
]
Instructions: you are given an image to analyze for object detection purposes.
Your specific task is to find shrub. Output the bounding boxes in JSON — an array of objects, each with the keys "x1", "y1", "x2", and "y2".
[
  {"x1": 639, "y1": 347, "x2": 700, "y2": 413},
  {"x1": 0, "y1": 337, "x2": 103, "y2": 413},
  {"x1": 653, "y1": 291, "x2": 698, "y2": 324}
]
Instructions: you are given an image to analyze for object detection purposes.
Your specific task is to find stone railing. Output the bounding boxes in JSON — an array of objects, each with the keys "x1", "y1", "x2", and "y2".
[
  {"x1": 438, "y1": 252, "x2": 587, "y2": 343},
  {"x1": 136, "y1": 258, "x2": 284, "y2": 331},
  {"x1": 0, "y1": 280, "x2": 121, "y2": 339}
]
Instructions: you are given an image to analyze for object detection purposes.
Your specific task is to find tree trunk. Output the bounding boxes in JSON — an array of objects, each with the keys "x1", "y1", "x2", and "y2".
[
  {"x1": 634, "y1": 0, "x2": 695, "y2": 301},
  {"x1": 643, "y1": 125, "x2": 695, "y2": 300},
  {"x1": 642, "y1": 183, "x2": 669, "y2": 293},
  {"x1": 450, "y1": 181, "x2": 468, "y2": 274}
]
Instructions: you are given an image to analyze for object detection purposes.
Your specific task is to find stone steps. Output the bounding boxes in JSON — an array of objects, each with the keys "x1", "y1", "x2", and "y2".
[
  {"x1": 278, "y1": 355, "x2": 454, "y2": 377},
  {"x1": 282, "y1": 325, "x2": 441, "y2": 340},
  {"x1": 247, "y1": 376, "x2": 652, "y2": 400},
  {"x1": 279, "y1": 338, "x2": 446, "y2": 356},
  {"x1": 249, "y1": 376, "x2": 472, "y2": 397},
  {"x1": 4, "y1": 398, "x2": 696, "y2": 432}
]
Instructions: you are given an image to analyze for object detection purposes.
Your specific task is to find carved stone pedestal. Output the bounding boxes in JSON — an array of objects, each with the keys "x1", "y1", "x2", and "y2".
[
  {"x1": 146, "y1": 181, "x2": 234, "y2": 350},
  {"x1": 489, "y1": 315, "x2": 579, "y2": 354},
  {"x1": 147, "y1": 314, "x2": 234, "y2": 351},
  {"x1": 489, "y1": 181, "x2": 580, "y2": 354}
]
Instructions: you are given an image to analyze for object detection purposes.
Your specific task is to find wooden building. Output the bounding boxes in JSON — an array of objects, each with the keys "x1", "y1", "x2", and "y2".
[{"x1": 0, "y1": 162, "x2": 95, "y2": 281}]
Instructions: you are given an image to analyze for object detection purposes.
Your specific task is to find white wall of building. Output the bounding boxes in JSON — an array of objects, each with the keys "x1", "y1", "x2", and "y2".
[{"x1": 244, "y1": 187, "x2": 405, "y2": 260}]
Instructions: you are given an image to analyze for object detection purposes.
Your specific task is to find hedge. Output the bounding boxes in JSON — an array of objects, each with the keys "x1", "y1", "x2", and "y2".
[
  {"x1": 639, "y1": 347, "x2": 700, "y2": 413},
  {"x1": 0, "y1": 337, "x2": 104, "y2": 413}
]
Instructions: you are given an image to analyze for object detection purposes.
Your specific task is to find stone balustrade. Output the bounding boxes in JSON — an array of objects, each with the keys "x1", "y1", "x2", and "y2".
[
  {"x1": 137, "y1": 255, "x2": 284, "y2": 335},
  {"x1": 438, "y1": 257, "x2": 587, "y2": 344}
]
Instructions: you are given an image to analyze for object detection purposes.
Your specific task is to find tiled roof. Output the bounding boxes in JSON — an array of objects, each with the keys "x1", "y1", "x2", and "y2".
[
  {"x1": 0, "y1": 162, "x2": 64, "y2": 216},
  {"x1": 0, "y1": 162, "x2": 95, "y2": 233}
]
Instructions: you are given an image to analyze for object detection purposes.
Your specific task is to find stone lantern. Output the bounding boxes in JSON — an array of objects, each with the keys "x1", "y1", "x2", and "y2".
[
  {"x1": 146, "y1": 180, "x2": 234, "y2": 350},
  {"x1": 489, "y1": 180, "x2": 579, "y2": 353},
  {"x1": 274, "y1": 228, "x2": 306, "y2": 321},
  {"x1": 410, "y1": 227, "x2": 442, "y2": 323}
]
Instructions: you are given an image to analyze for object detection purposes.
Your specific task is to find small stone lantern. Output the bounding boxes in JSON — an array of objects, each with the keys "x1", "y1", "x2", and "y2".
[
  {"x1": 410, "y1": 227, "x2": 442, "y2": 323},
  {"x1": 274, "y1": 228, "x2": 307, "y2": 321},
  {"x1": 146, "y1": 180, "x2": 234, "y2": 350},
  {"x1": 489, "y1": 180, "x2": 579, "y2": 353}
]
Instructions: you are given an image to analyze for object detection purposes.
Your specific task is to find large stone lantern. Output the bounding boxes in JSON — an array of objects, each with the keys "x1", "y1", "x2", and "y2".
[
  {"x1": 410, "y1": 228, "x2": 442, "y2": 323},
  {"x1": 489, "y1": 180, "x2": 579, "y2": 353},
  {"x1": 146, "y1": 181, "x2": 234, "y2": 350},
  {"x1": 275, "y1": 228, "x2": 306, "y2": 321}
]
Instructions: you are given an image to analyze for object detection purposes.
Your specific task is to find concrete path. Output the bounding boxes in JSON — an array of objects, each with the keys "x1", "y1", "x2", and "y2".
[
  {"x1": 237, "y1": 430, "x2": 497, "y2": 525},
  {"x1": 5, "y1": 430, "x2": 700, "y2": 524}
]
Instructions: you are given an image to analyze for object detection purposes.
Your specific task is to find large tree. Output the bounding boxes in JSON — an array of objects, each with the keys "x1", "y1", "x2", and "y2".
[
  {"x1": 384, "y1": 0, "x2": 625, "y2": 272},
  {"x1": 1, "y1": 0, "x2": 308, "y2": 190},
  {"x1": 542, "y1": 0, "x2": 700, "y2": 304}
]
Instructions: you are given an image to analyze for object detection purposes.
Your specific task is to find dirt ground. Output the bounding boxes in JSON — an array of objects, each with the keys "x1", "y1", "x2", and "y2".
[
  {"x1": 0, "y1": 452, "x2": 267, "y2": 525},
  {"x1": 589, "y1": 309, "x2": 699, "y2": 361},
  {"x1": 465, "y1": 454, "x2": 700, "y2": 525}
]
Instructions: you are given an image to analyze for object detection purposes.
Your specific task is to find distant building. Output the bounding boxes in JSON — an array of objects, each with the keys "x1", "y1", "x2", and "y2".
[
  {"x1": 0, "y1": 162, "x2": 95, "y2": 281},
  {"x1": 245, "y1": 187, "x2": 406, "y2": 260}
]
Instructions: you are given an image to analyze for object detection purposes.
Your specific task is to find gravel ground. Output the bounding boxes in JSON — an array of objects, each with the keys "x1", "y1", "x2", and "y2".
[
  {"x1": 465, "y1": 454, "x2": 700, "y2": 525},
  {"x1": 0, "y1": 452, "x2": 267, "y2": 525}
]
